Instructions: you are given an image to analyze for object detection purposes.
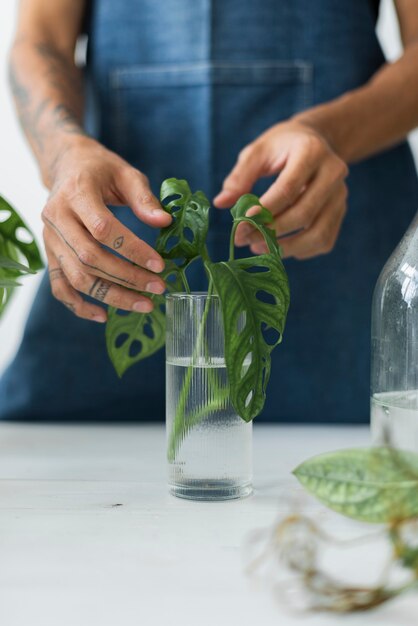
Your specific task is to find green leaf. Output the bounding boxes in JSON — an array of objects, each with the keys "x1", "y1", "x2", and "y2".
[
  {"x1": 207, "y1": 253, "x2": 290, "y2": 421},
  {"x1": 0, "y1": 196, "x2": 43, "y2": 271},
  {"x1": 0, "y1": 196, "x2": 43, "y2": 319},
  {"x1": 0, "y1": 277, "x2": 22, "y2": 287},
  {"x1": 106, "y1": 261, "x2": 184, "y2": 377},
  {"x1": 156, "y1": 178, "x2": 210, "y2": 261},
  {"x1": 230, "y1": 194, "x2": 281, "y2": 256},
  {"x1": 0, "y1": 255, "x2": 36, "y2": 274},
  {"x1": 293, "y1": 447, "x2": 418, "y2": 523}
]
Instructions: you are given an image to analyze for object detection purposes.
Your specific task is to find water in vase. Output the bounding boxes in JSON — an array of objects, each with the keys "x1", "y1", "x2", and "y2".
[
  {"x1": 371, "y1": 390, "x2": 418, "y2": 452},
  {"x1": 166, "y1": 356, "x2": 253, "y2": 500}
]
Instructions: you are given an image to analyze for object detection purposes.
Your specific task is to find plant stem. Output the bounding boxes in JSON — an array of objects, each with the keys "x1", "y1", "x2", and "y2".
[
  {"x1": 229, "y1": 222, "x2": 238, "y2": 261},
  {"x1": 167, "y1": 282, "x2": 226, "y2": 462},
  {"x1": 200, "y1": 244, "x2": 211, "y2": 265},
  {"x1": 179, "y1": 267, "x2": 190, "y2": 293}
]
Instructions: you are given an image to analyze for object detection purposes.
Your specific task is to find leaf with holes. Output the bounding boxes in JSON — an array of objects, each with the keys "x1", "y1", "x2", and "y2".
[
  {"x1": 206, "y1": 254, "x2": 289, "y2": 421},
  {"x1": 0, "y1": 196, "x2": 43, "y2": 271},
  {"x1": 230, "y1": 194, "x2": 280, "y2": 256},
  {"x1": 0, "y1": 196, "x2": 43, "y2": 318},
  {"x1": 105, "y1": 261, "x2": 184, "y2": 377},
  {"x1": 156, "y1": 178, "x2": 210, "y2": 261},
  {"x1": 293, "y1": 447, "x2": 418, "y2": 523}
]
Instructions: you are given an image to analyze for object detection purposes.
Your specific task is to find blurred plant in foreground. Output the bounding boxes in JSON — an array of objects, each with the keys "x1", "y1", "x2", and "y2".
[
  {"x1": 246, "y1": 440, "x2": 418, "y2": 613},
  {"x1": 0, "y1": 195, "x2": 43, "y2": 318}
]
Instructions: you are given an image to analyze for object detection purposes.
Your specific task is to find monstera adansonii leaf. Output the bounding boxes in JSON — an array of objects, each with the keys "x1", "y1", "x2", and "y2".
[
  {"x1": 0, "y1": 195, "x2": 43, "y2": 272},
  {"x1": 230, "y1": 193, "x2": 281, "y2": 255},
  {"x1": 207, "y1": 253, "x2": 290, "y2": 422},
  {"x1": 0, "y1": 195, "x2": 43, "y2": 316},
  {"x1": 156, "y1": 178, "x2": 210, "y2": 261},
  {"x1": 106, "y1": 261, "x2": 184, "y2": 377}
]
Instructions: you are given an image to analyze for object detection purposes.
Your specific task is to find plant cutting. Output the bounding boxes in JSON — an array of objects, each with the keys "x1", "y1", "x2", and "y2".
[
  {"x1": 0, "y1": 195, "x2": 43, "y2": 319},
  {"x1": 249, "y1": 441, "x2": 418, "y2": 613},
  {"x1": 106, "y1": 178, "x2": 290, "y2": 499}
]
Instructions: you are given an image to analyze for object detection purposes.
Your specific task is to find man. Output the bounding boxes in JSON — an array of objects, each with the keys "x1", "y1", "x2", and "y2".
[{"x1": 1, "y1": 0, "x2": 418, "y2": 422}]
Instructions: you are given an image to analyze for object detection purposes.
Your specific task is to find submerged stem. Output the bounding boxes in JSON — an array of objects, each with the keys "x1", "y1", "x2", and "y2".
[{"x1": 167, "y1": 282, "x2": 227, "y2": 462}]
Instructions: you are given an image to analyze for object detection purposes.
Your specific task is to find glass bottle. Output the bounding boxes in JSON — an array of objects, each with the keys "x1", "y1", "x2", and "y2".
[
  {"x1": 371, "y1": 213, "x2": 418, "y2": 450},
  {"x1": 165, "y1": 292, "x2": 253, "y2": 500}
]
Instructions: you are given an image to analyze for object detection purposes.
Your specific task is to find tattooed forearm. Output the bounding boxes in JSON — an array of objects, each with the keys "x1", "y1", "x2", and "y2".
[
  {"x1": 43, "y1": 216, "x2": 136, "y2": 286},
  {"x1": 8, "y1": 39, "x2": 88, "y2": 169},
  {"x1": 52, "y1": 103, "x2": 88, "y2": 136},
  {"x1": 89, "y1": 278, "x2": 111, "y2": 302},
  {"x1": 8, "y1": 60, "x2": 44, "y2": 151},
  {"x1": 34, "y1": 42, "x2": 84, "y2": 116}
]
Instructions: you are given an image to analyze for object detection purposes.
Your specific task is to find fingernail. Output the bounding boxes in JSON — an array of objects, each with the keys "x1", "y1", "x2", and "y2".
[
  {"x1": 214, "y1": 191, "x2": 229, "y2": 202},
  {"x1": 151, "y1": 207, "x2": 169, "y2": 217},
  {"x1": 146, "y1": 281, "x2": 165, "y2": 295},
  {"x1": 146, "y1": 258, "x2": 164, "y2": 273},
  {"x1": 133, "y1": 301, "x2": 153, "y2": 313},
  {"x1": 92, "y1": 314, "x2": 107, "y2": 323}
]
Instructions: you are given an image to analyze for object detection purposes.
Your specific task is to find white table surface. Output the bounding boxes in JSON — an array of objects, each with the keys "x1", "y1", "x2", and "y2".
[{"x1": 0, "y1": 422, "x2": 416, "y2": 626}]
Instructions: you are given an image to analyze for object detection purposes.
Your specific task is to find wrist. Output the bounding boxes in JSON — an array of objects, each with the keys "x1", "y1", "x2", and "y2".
[
  {"x1": 293, "y1": 107, "x2": 341, "y2": 154},
  {"x1": 42, "y1": 134, "x2": 99, "y2": 188}
]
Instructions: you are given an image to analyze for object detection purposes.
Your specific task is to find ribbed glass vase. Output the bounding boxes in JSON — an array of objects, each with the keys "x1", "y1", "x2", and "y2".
[{"x1": 165, "y1": 292, "x2": 253, "y2": 500}]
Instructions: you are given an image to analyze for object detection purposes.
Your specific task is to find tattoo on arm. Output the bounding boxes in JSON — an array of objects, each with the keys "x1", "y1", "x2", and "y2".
[
  {"x1": 52, "y1": 103, "x2": 88, "y2": 136},
  {"x1": 9, "y1": 60, "x2": 44, "y2": 151},
  {"x1": 89, "y1": 278, "x2": 111, "y2": 302},
  {"x1": 43, "y1": 217, "x2": 135, "y2": 286},
  {"x1": 9, "y1": 41, "x2": 88, "y2": 157}
]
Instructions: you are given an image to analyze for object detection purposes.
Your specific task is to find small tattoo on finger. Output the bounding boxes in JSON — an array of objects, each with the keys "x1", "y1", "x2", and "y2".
[
  {"x1": 49, "y1": 267, "x2": 65, "y2": 281},
  {"x1": 91, "y1": 279, "x2": 111, "y2": 302},
  {"x1": 113, "y1": 236, "x2": 124, "y2": 249}
]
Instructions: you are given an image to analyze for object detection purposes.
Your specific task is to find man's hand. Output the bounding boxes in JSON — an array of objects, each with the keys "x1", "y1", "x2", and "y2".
[
  {"x1": 42, "y1": 138, "x2": 172, "y2": 322},
  {"x1": 214, "y1": 120, "x2": 348, "y2": 260}
]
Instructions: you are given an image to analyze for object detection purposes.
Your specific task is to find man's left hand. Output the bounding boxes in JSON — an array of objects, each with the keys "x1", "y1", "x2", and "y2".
[{"x1": 214, "y1": 120, "x2": 349, "y2": 260}]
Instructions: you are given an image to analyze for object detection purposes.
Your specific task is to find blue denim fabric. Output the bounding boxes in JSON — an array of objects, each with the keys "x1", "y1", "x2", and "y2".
[{"x1": 1, "y1": 0, "x2": 417, "y2": 422}]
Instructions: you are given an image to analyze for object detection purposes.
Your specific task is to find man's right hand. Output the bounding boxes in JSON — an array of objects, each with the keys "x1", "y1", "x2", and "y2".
[{"x1": 42, "y1": 137, "x2": 172, "y2": 322}]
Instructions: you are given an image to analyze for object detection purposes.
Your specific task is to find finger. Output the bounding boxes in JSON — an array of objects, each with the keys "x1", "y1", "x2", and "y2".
[
  {"x1": 214, "y1": 143, "x2": 268, "y2": 208},
  {"x1": 235, "y1": 147, "x2": 319, "y2": 247},
  {"x1": 114, "y1": 167, "x2": 172, "y2": 228},
  {"x1": 45, "y1": 247, "x2": 107, "y2": 322},
  {"x1": 66, "y1": 186, "x2": 166, "y2": 273},
  {"x1": 272, "y1": 175, "x2": 339, "y2": 238},
  {"x1": 47, "y1": 243, "x2": 155, "y2": 313},
  {"x1": 259, "y1": 147, "x2": 320, "y2": 217},
  {"x1": 234, "y1": 221, "x2": 256, "y2": 247},
  {"x1": 279, "y1": 187, "x2": 348, "y2": 260},
  {"x1": 44, "y1": 214, "x2": 166, "y2": 295}
]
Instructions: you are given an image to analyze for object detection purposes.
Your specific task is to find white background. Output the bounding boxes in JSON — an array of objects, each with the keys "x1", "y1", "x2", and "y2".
[{"x1": 0, "y1": 0, "x2": 417, "y2": 375}]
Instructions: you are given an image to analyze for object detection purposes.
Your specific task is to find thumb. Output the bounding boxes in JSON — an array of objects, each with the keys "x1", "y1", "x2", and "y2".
[
  {"x1": 214, "y1": 144, "x2": 266, "y2": 208},
  {"x1": 115, "y1": 167, "x2": 172, "y2": 228}
]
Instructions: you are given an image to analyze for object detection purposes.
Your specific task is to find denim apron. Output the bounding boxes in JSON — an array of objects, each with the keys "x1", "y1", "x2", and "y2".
[{"x1": 1, "y1": 0, "x2": 417, "y2": 422}]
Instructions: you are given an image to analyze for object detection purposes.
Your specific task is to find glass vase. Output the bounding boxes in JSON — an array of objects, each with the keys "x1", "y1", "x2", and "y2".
[
  {"x1": 371, "y1": 212, "x2": 418, "y2": 450},
  {"x1": 165, "y1": 292, "x2": 253, "y2": 500}
]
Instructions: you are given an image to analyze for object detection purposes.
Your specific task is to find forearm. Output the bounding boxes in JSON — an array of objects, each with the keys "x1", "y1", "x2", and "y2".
[
  {"x1": 295, "y1": 41, "x2": 418, "y2": 163},
  {"x1": 9, "y1": 36, "x2": 89, "y2": 187}
]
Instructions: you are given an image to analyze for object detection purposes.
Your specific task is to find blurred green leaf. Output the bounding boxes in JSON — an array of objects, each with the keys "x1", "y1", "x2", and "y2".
[{"x1": 293, "y1": 447, "x2": 418, "y2": 523}]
